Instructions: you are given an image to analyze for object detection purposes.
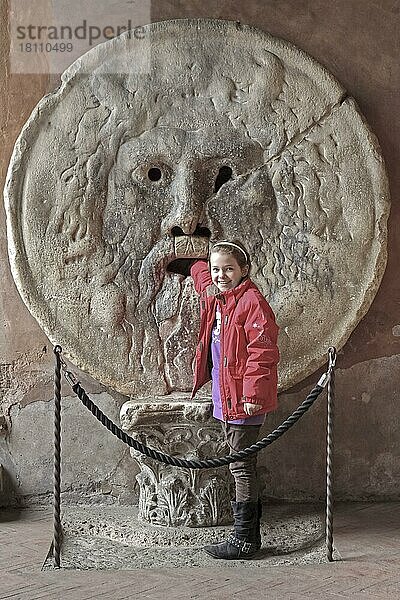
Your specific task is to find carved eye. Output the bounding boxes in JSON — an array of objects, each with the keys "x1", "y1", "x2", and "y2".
[
  {"x1": 147, "y1": 167, "x2": 162, "y2": 182},
  {"x1": 214, "y1": 165, "x2": 233, "y2": 193},
  {"x1": 132, "y1": 163, "x2": 170, "y2": 185}
]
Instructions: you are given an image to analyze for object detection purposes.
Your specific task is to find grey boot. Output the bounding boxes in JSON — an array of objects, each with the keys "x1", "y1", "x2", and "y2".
[{"x1": 204, "y1": 501, "x2": 261, "y2": 560}]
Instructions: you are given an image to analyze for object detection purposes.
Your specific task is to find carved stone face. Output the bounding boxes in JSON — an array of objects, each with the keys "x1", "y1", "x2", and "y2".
[
  {"x1": 4, "y1": 20, "x2": 389, "y2": 396},
  {"x1": 104, "y1": 122, "x2": 268, "y2": 249}
]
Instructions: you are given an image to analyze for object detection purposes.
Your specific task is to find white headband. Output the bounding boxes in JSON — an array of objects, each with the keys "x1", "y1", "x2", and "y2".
[{"x1": 211, "y1": 242, "x2": 248, "y2": 263}]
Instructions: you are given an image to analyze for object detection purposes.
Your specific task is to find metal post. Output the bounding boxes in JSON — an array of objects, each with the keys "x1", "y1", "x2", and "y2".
[
  {"x1": 325, "y1": 347, "x2": 336, "y2": 562},
  {"x1": 53, "y1": 345, "x2": 63, "y2": 568}
]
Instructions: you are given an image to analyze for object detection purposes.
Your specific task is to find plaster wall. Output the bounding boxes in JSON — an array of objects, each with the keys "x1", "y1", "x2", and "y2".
[{"x1": 1, "y1": 0, "x2": 399, "y2": 505}]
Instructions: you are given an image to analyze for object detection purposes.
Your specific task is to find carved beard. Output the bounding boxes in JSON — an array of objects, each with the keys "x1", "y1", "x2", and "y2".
[{"x1": 111, "y1": 237, "x2": 201, "y2": 396}]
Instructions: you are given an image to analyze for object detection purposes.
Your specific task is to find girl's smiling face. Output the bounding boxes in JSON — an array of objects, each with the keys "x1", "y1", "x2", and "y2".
[{"x1": 210, "y1": 251, "x2": 249, "y2": 291}]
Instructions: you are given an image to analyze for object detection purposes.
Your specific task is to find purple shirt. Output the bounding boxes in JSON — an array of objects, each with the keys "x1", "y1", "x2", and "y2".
[{"x1": 211, "y1": 306, "x2": 265, "y2": 425}]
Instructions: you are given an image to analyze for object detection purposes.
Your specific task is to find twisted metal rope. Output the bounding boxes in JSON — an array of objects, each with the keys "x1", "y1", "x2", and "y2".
[
  {"x1": 72, "y1": 381, "x2": 325, "y2": 469},
  {"x1": 52, "y1": 346, "x2": 63, "y2": 568}
]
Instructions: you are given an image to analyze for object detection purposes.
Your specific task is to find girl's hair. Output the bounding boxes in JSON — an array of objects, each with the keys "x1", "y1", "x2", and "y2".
[{"x1": 210, "y1": 240, "x2": 251, "y2": 271}]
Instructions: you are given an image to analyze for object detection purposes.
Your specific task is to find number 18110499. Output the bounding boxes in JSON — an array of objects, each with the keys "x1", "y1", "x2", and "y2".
[{"x1": 19, "y1": 42, "x2": 73, "y2": 52}]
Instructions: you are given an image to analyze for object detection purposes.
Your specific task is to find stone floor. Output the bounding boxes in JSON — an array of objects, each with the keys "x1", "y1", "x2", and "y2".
[{"x1": 1, "y1": 502, "x2": 400, "y2": 599}]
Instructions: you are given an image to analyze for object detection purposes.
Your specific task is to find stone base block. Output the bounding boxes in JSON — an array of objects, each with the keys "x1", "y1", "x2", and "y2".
[{"x1": 44, "y1": 503, "x2": 337, "y2": 569}]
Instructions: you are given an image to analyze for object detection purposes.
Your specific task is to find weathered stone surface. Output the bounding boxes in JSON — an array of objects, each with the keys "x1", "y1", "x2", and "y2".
[
  {"x1": 1, "y1": 392, "x2": 138, "y2": 505},
  {"x1": 120, "y1": 393, "x2": 234, "y2": 527},
  {"x1": 4, "y1": 19, "x2": 389, "y2": 398}
]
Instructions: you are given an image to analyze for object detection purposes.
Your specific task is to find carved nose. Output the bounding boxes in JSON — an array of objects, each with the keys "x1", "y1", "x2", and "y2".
[
  {"x1": 162, "y1": 199, "x2": 203, "y2": 236},
  {"x1": 161, "y1": 168, "x2": 204, "y2": 236},
  {"x1": 169, "y1": 210, "x2": 199, "y2": 235}
]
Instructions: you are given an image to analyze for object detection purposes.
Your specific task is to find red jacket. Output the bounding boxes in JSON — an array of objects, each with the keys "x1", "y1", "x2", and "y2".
[{"x1": 190, "y1": 261, "x2": 279, "y2": 420}]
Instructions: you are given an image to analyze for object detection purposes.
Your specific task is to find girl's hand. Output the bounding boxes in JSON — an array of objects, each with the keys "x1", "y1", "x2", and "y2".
[{"x1": 243, "y1": 402, "x2": 262, "y2": 415}]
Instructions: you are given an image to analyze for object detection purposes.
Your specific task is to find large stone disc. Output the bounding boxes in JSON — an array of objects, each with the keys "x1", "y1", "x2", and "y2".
[{"x1": 4, "y1": 19, "x2": 390, "y2": 395}]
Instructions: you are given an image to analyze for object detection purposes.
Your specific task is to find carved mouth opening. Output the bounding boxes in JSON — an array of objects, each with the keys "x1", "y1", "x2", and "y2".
[
  {"x1": 167, "y1": 258, "x2": 198, "y2": 276},
  {"x1": 167, "y1": 226, "x2": 211, "y2": 276}
]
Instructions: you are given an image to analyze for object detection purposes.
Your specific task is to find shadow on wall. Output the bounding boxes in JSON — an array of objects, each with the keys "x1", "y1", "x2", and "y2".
[{"x1": 0, "y1": 464, "x2": 18, "y2": 510}]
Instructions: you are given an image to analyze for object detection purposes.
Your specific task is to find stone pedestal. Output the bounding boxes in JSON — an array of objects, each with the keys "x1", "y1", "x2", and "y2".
[{"x1": 120, "y1": 393, "x2": 234, "y2": 527}]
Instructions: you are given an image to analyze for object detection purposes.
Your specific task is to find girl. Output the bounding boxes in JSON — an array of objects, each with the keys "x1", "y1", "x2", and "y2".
[{"x1": 190, "y1": 240, "x2": 279, "y2": 559}]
